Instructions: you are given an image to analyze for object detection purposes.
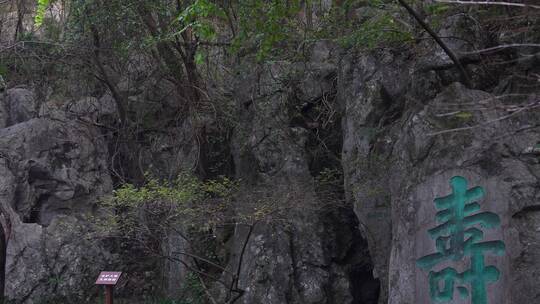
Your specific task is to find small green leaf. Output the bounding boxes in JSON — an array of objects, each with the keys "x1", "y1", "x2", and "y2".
[
  {"x1": 195, "y1": 52, "x2": 204, "y2": 65},
  {"x1": 454, "y1": 111, "x2": 473, "y2": 119},
  {"x1": 35, "y1": 0, "x2": 51, "y2": 27}
]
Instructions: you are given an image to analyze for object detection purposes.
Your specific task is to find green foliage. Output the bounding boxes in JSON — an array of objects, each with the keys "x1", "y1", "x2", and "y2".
[
  {"x1": 425, "y1": 3, "x2": 452, "y2": 30},
  {"x1": 316, "y1": 0, "x2": 413, "y2": 50},
  {"x1": 425, "y1": 3, "x2": 451, "y2": 15},
  {"x1": 0, "y1": 63, "x2": 7, "y2": 77},
  {"x1": 177, "y1": 272, "x2": 205, "y2": 304},
  {"x1": 31, "y1": 0, "x2": 415, "y2": 67},
  {"x1": 98, "y1": 173, "x2": 237, "y2": 235},
  {"x1": 92, "y1": 174, "x2": 238, "y2": 303},
  {"x1": 232, "y1": 0, "x2": 304, "y2": 61},
  {"x1": 315, "y1": 168, "x2": 343, "y2": 189},
  {"x1": 338, "y1": 12, "x2": 413, "y2": 49},
  {"x1": 176, "y1": 0, "x2": 225, "y2": 41},
  {"x1": 122, "y1": 272, "x2": 204, "y2": 304},
  {"x1": 35, "y1": 0, "x2": 52, "y2": 27},
  {"x1": 454, "y1": 111, "x2": 473, "y2": 120}
]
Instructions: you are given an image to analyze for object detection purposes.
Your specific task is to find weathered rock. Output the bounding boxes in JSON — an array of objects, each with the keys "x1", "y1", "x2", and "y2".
[
  {"x1": 0, "y1": 117, "x2": 114, "y2": 302},
  {"x1": 161, "y1": 230, "x2": 190, "y2": 298},
  {"x1": 385, "y1": 83, "x2": 540, "y2": 304},
  {"x1": 342, "y1": 69, "x2": 540, "y2": 303},
  {"x1": 2, "y1": 6, "x2": 539, "y2": 304},
  {"x1": 64, "y1": 96, "x2": 118, "y2": 122},
  {"x1": 2, "y1": 88, "x2": 38, "y2": 126},
  {"x1": 0, "y1": 118, "x2": 111, "y2": 225},
  {"x1": 0, "y1": 94, "x2": 7, "y2": 128},
  {"x1": 219, "y1": 46, "x2": 379, "y2": 303},
  {"x1": 339, "y1": 50, "x2": 413, "y2": 303}
]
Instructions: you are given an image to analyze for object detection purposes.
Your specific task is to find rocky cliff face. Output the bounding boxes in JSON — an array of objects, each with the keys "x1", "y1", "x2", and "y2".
[
  {"x1": 0, "y1": 88, "x2": 115, "y2": 302},
  {"x1": 216, "y1": 42, "x2": 379, "y2": 304},
  {"x1": 222, "y1": 15, "x2": 539, "y2": 304},
  {"x1": 0, "y1": 8, "x2": 539, "y2": 304},
  {"x1": 338, "y1": 23, "x2": 540, "y2": 303}
]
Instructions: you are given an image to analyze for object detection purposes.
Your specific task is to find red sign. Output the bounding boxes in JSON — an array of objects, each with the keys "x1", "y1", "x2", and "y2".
[{"x1": 95, "y1": 271, "x2": 122, "y2": 285}]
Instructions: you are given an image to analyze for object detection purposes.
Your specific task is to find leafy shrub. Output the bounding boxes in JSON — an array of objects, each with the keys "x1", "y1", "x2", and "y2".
[
  {"x1": 96, "y1": 173, "x2": 237, "y2": 237},
  {"x1": 338, "y1": 12, "x2": 413, "y2": 49}
]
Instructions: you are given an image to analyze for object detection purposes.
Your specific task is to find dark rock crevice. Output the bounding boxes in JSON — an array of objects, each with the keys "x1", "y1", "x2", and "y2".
[
  {"x1": 321, "y1": 207, "x2": 380, "y2": 304},
  {"x1": 348, "y1": 264, "x2": 380, "y2": 304}
]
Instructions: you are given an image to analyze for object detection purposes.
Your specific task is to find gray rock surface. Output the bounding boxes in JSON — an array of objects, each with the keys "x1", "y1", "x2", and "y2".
[
  {"x1": 385, "y1": 84, "x2": 540, "y2": 304},
  {"x1": 339, "y1": 48, "x2": 425, "y2": 303},
  {"x1": 2, "y1": 88, "x2": 38, "y2": 126},
  {"x1": 340, "y1": 47, "x2": 540, "y2": 303},
  {"x1": 217, "y1": 43, "x2": 379, "y2": 304},
  {"x1": 0, "y1": 94, "x2": 7, "y2": 128},
  {"x1": 0, "y1": 116, "x2": 114, "y2": 302},
  {"x1": 1, "y1": 6, "x2": 539, "y2": 304}
]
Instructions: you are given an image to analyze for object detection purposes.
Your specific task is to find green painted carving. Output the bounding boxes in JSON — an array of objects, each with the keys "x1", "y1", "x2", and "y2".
[{"x1": 417, "y1": 176, "x2": 505, "y2": 304}]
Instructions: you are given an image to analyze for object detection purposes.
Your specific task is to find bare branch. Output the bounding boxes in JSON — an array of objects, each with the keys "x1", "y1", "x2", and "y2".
[
  {"x1": 435, "y1": 0, "x2": 540, "y2": 9},
  {"x1": 428, "y1": 101, "x2": 540, "y2": 136},
  {"x1": 461, "y1": 43, "x2": 540, "y2": 55},
  {"x1": 171, "y1": 250, "x2": 231, "y2": 273},
  {"x1": 196, "y1": 273, "x2": 219, "y2": 304}
]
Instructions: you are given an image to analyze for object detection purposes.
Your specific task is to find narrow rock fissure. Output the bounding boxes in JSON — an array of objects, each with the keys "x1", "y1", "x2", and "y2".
[
  {"x1": 300, "y1": 88, "x2": 381, "y2": 303},
  {"x1": 341, "y1": 210, "x2": 381, "y2": 304},
  {"x1": 349, "y1": 261, "x2": 380, "y2": 304}
]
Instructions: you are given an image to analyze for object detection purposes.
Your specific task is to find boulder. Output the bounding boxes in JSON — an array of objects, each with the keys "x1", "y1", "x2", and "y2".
[
  {"x1": 341, "y1": 67, "x2": 540, "y2": 303},
  {"x1": 0, "y1": 117, "x2": 114, "y2": 302},
  {"x1": 386, "y1": 83, "x2": 540, "y2": 304},
  {"x1": 3, "y1": 88, "x2": 38, "y2": 126}
]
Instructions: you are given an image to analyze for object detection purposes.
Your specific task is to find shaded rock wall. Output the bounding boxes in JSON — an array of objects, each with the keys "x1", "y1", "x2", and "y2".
[
  {"x1": 385, "y1": 83, "x2": 539, "y2": 304},
  {"x1": 214, "y1": 16, "x2": 540, "y2": 302},
  {"x1": 218, "y1": 42, "x2": 380, "y2": 304},
  {"x1": 1, "y1": 7, "x2": 539, "y2": 304},
  {"x1": 0, "y1": 88, "x2": 115, "y2": 302},
  {"x1": 339, "y1": 50, "x2": 539, "y2": 304}
]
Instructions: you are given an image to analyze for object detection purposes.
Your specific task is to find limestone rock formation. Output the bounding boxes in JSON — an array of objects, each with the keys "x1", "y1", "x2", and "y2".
[
  {"x1": 341, "y1": 53, "x2": 540, "y2": 303},
  {"x1": 1, "y1": 4, "x2": 539, "y2": 304},
  {"x1": 0, "y1": 91, "x2": 115, "y2": 302},
  {"x1": 216, "y1": 42, "x2": 380, "y2": 304}
]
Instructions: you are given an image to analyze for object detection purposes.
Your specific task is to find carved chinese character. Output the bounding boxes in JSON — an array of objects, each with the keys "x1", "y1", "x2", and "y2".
[{"x1": 417, "y1": 176, "x2": 505, "y2": 304}]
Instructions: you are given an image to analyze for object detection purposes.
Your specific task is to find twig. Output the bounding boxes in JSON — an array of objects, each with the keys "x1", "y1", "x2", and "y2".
[
  {"x1": 435, "y1": 0, "x2": 540, "y2": 9},
  {"x1": 461, "y1": 43, "x2": 540, "y2": 55},
  {"x1": 196, "y1": 272, "x2": 219, "y2": 304},
  {"x1": 227, "y1": 223, "x2": 254, "y2": 304},
  {"x1": 159, "y1": 254, "x2": 229, "y2": 287},
  {"x1": 172, "y1": 250, "x2": 231, "y2": 273},
  {"x1": 428, "y1": 102, "x2": 540, "y2": 136}
]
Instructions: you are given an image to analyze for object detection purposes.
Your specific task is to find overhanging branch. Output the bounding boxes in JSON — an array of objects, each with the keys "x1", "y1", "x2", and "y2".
[
  {"x1": 397, "y1": 0, "x2": 473, "y2": 87},
  {"x1": 435, "y1": 0, "x2": 540, "y2": 9}
]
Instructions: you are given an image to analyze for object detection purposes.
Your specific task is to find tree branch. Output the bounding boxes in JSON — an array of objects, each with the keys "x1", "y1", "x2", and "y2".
[
  {"x1": 461, "y1": 43, "x2": 540, "y2": 55},
  {"x1": 428, "y1": 101, "x2": 540, "y2": 136},
  {"x1": 227, "y1": 223, "x2": 254, "y2": 304},
  {"x1": 90, "y1": 25, "x2": 127, "y2": 124},
  {"x1": 397, "y1": 0, "x2": 473, "y2": 87},
  {"x1": 435, "y1": 0, "x2": 540, "y2": 9}
]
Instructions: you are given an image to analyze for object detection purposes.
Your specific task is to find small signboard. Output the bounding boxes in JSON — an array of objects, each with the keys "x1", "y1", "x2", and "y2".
[{"x1": 95, "y1": 271, "x2": 122, "y2": 285}]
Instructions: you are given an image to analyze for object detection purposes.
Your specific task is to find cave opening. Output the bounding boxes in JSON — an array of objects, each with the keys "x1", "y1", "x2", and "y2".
[
  {"x1": 321, "y1": 206, "x2": 381, "y2": 304},
  {"x1": 339, "y1": 209, "x2": 381, "y2": 304},
  {"x1": 295, "y1": 87, "x2": 381, "y2": 304},
  {"x1": 349, "y1": 261, "x2": 380, "y2": 304}
]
